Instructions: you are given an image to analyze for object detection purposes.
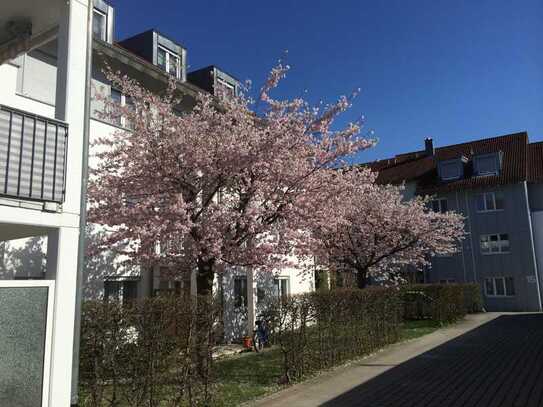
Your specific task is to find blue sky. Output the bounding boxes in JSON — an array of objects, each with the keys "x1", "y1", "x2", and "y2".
[{"x1": 110, "y1": 0, "x2": 543, "y2": 164}]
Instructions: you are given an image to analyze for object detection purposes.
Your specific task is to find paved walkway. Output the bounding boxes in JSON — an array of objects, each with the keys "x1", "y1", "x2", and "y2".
[{"x1": 250, "y1": 312, "x2": 543, "y2": 407}]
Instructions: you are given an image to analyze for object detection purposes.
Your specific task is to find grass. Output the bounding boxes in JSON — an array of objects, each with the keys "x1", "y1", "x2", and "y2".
[
  {"x1": 400, "y1": 319, "x2": 443, "y2": 341},
  {"x1": 212, "y1": 318, "x2": 445, "y2": 406}
]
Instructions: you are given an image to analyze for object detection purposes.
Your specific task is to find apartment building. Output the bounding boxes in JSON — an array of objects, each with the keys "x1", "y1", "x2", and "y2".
[
  {"x1": 0, "y1": 0, "x2": 314, "y2": 346},
  {"x1": 367, "y1": 132, "x2": 543, "y2": 312},
  {"x1": 0, "y1": 1, "x2": 92, "y2": 406}
]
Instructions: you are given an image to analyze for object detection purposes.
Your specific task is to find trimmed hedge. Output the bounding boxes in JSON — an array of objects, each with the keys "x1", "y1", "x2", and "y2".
[
  {"x1": 401, "y1": 283, "x2": 483, "y2": 323},
  {"x1": 79, "y1": 295, "x2": 219, "y2": 407},
  {"x1": 270, "y1": 288, "x2": 403, "y2": 382}
]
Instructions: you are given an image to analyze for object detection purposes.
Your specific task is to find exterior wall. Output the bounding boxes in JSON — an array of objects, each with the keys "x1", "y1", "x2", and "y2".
[
  {"x1": 528, "y1": 183, "x2": 543, "y2": 211},
  {"x1": 427, "y1": 183, "x2": 542, "y2": 311},
  {"x1": 221, "y1": 266, "x2": 314, "y2": 342}
]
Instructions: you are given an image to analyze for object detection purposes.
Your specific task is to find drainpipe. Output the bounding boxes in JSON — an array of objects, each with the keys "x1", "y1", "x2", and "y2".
[
  {"x1": 456, "y1": 191, "x2": 468, "y2": 282},
  {"x1": 523, "y1": 181, "x2": 543, "y2": 311},
  {"x1": 70, "y1": 2, "x2": 93, "y2": 405},
  {"x1": 464, "y1": 191, "x2": 478, "y2": 283}
]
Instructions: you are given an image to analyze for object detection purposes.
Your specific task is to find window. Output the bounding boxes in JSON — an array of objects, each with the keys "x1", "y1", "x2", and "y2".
[
  {"x1": 476, "y1": 191, "x2": 504, "y2": 212},
  {"x1": 439, "y1": 279, "x2": 456, "y2": 284},
  {"x1": 104, "y1": 280, "x2": 138, "y2": 303},
  {"x1": 157, "y1": 46, "x2": 181, "y2": 79},
  {"x1": 431, "y1": 198, "x2": 448, "y2": 213},
  {"x1": 216, "y1": 77, "x2": 236, "y2": 98},
  {"x1": 474, "y1": 154, "x2": 499, "y2": 176},
  {"x1": 485, "y1": 277, "x2": 515, "y2": 297},
  {"x1": 109, "y1": 88, "x2": 133, "y2": 128},
  {"x1": 440, "y1": 160, "x2": 461, "y2": 180},
  {"x1": 273, "y1": 277, "x2": 290, "y2": 301},
  {"x1": 234, "y1": 277, "x2": 247, "y2": 308},
  {"x1": 480, "y1": 234, "x2": 510, "y2": 254},
  {"x1": 92, "y1": 8, "x2": 107, "y2": 41}
]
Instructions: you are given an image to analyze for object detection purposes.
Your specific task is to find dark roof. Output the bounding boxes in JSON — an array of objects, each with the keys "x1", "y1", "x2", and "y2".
[
  {"x1": 362, "y1": 132, "x2": 542, "y2": 194},
  {"x1": 528, "y1": 141, "x2": 543, "y2": 183}
]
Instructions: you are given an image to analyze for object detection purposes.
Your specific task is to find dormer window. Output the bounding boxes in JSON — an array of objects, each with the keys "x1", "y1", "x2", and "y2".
[
  {"x1": 157, "y1": 46, "x2": 181, "y2": 79},
  {"x1": 474, "y1": 153, "x2": 500, "y2": 176},
  {"x1": 92, "y1": 8, "x2": 107, "y2": 41},
  {"x1": 439, "y1": 159, "x2": 462, "y2": 181},
  {"x1": 216, "y1": 77, "x2": 236, "y2": 98},
  {"x1": 92, "y1": 0, "x2": 114, "y2": 43}
]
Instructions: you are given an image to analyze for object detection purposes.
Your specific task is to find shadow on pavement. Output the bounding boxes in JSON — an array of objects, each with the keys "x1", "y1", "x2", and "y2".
[{"x1": 321, "y1": 314, "x2": 543, "y2": 407}]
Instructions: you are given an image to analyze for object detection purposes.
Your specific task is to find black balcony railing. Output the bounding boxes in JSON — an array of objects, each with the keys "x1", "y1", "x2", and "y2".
[{"x1": 0, "y1": 105, "x2": 68, "y2": 204}]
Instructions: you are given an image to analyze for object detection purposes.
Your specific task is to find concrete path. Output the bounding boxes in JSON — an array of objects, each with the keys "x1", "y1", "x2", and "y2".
[{"x1": 250, "y1": 312, "x2": 543, "y2": 407}]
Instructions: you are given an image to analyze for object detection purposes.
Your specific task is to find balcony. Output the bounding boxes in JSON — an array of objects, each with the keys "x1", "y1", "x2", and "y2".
[{"x1": 0, "y1": 105, "x2": 68, "y2": 204}]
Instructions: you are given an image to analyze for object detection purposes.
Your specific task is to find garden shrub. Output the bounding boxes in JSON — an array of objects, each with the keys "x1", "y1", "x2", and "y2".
[
  {"x1": 79, "y1": 295, "x2": 219, "y2": 407},
  {"x1": 270, "y1": 288, "x2": 403, "y2": 382},
  {"x1": 401, "y1": 283, "x2": 482, "y2": 324}
]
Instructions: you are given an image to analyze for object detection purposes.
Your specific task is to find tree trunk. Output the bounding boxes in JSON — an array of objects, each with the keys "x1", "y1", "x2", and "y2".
[
  {"x1": 194, "y1": 257, "x2": 215, "y2": 379},
  {"x1": 356, "y1": 268, "x2": 368, "y2": 289}
]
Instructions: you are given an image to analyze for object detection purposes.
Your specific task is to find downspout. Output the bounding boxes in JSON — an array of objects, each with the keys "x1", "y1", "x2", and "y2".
[
  {"x1": 523, "y1": 181, "x2": 543, "y2": 311},
  {"x1": 464, "y1": 191, "x2": 478, "y2": 283},
  {"x1": 456, "y1": 190, "x2": 467, "y2": 282},
  {"x1": 71, "y1": 2, "x2": 93, "y2": 405}
]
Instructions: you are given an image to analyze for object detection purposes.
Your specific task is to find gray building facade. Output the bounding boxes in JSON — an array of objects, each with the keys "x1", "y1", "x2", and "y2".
[{"x1": 368, "y1": 133, "x2": 543, "y2": 312}]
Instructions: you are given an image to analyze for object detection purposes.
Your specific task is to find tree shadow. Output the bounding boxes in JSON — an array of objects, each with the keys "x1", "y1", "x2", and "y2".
[{"x1": 320, "y1": 314, "x2": 543, "y2": 407}]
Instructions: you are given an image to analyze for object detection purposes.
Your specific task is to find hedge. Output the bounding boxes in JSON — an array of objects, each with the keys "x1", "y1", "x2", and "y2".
[
  {"x1": 79, "y1": 295, "x2": 219, "y2": 407},
  {"x1": 401, "y1": 283, "x2": 483, "y2": 323},
  {"x1": 79, "y1": 283, "x2": 483, "y2": 403},
  {"x1": 269, "y1": 288, "x2": 403, "y2": 382}
]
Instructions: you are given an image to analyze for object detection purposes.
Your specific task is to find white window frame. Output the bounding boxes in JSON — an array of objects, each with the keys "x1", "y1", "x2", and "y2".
[
  {"x1": 110, "y1": 88, "x2": 133, "y2": 129},
  {"x1": 480, "y1": 233, "x2": 510, "y2": 255},
  {"x1": 476, "y1": 191, "x2": 504, "y2": 213},
  {"x1": 216, "y1": 77, "x2": 236, "y2": 97},
  {"x1": 234, "y1": 276, "x2": 248, "y2": 308},
  {"x1": 92, "y1": 8, "x2": 108, "y2": 42},
  {"x1": 484, "y1": 277, "x2": 515, "y2": 297},
  {"x1": 0, "y1": 280, "x2": 55, "y2": 407},
  {"x1": 273, "y1": 276, "x2": 290, "y2": 300},
  {"x1": 157, "y1": 45, "x2": 181, "y2": 79},
  {"x1": 474, "y1": 153, "x2": 499, "y2": 176}
]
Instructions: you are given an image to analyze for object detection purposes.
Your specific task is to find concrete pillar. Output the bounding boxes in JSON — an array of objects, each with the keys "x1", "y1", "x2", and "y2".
[
  {"x1": 52, "y1": 0, "x2": 90, "y2": 405},
  {"x1": 55, "y1": 0, "x2": 89, "y2": 216},
  {"x1": 46, "y1": 226, "x2": 80, "y2": 406},
  {"x1": 246, "y1": 268, "x2": 257, "y2": 336}
]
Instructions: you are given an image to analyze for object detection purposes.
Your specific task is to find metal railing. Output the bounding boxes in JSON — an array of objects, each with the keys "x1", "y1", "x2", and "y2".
[{"x1": 0, "y1": 105, "x2": 68, "y2": 204}]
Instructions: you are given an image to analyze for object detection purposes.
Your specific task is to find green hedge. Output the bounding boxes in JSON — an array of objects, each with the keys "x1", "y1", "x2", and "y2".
[
  {"x1": 401, "y1": 283, "x2": 483, "y2": 324},
  {"x1": 270, "y1": 288, "x2": 403, "y2": 382},
  {"x1": 79, "y1": 295, "x2": 219, "y2": 407}
]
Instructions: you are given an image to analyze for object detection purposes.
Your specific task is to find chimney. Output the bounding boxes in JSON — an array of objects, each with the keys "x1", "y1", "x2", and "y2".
[{"x1": 425, "y1": 138, "x2": 434, "y2": 156}]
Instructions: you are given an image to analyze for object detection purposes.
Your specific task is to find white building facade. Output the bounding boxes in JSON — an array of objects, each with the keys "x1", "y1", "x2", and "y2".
[
  {"x1": 0, "y1": 0, "x2": 92, "y2": 406},
  {"x1": 1, "y1": 0, "x2": 316, "y2": 363}
]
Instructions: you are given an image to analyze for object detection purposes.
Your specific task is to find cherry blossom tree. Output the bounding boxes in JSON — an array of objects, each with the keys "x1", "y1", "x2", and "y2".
[
  {"x1": 88, "y1": 62, "x2": 376, "y2": 296},
  {"x1": 312, "y1": 168, "x2": 465, "y2": 288}
]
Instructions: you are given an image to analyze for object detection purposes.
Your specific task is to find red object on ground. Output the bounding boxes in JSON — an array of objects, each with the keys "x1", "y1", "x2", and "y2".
[{"x1": 242, "y1": 336, "x2": 253, "y2": 349}]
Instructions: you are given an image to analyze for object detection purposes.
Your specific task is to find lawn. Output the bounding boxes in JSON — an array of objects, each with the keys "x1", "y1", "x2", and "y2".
[{"x1": 212, "y1": 319, "x2": 444, "y2": 406}]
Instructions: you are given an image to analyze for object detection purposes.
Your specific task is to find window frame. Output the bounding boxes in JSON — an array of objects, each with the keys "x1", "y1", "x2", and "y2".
[
  {"x1": 476, "y1": 191, "x2": 504, "y2": 213},
  {"x1": 92, "y1": 8, "x2": 108, "y2": 42},
  {"x1": 474, "y1": 153, "x2": 499, "y2": 176},
  {"x1": 104, "y1": 279, "x2": 138, "y2": 303},
  {"x1": 484, "y1": 277, "x2": 515, "y2": 297},
  {"x1": 233, "y1": 276, "x2": 248, "y2": 308},
  {"x1": 216, "y1": 77, "x2": 236, "y2": 98},
  {"x1": 273, "y1": 277, "x2": 290, "y2": 302},
  {"x1": 109, "y1": 88, "x2": 133, "y2": 129},
  {"x1": 157, "y1": 45, "x2": 181, "y2": 79},
  {"x1": 439, "y1": 159, "x2": 462, "y2": 181},
  {"x1": 479, "y1": 233, "x2": 510, "y2": 255}
]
